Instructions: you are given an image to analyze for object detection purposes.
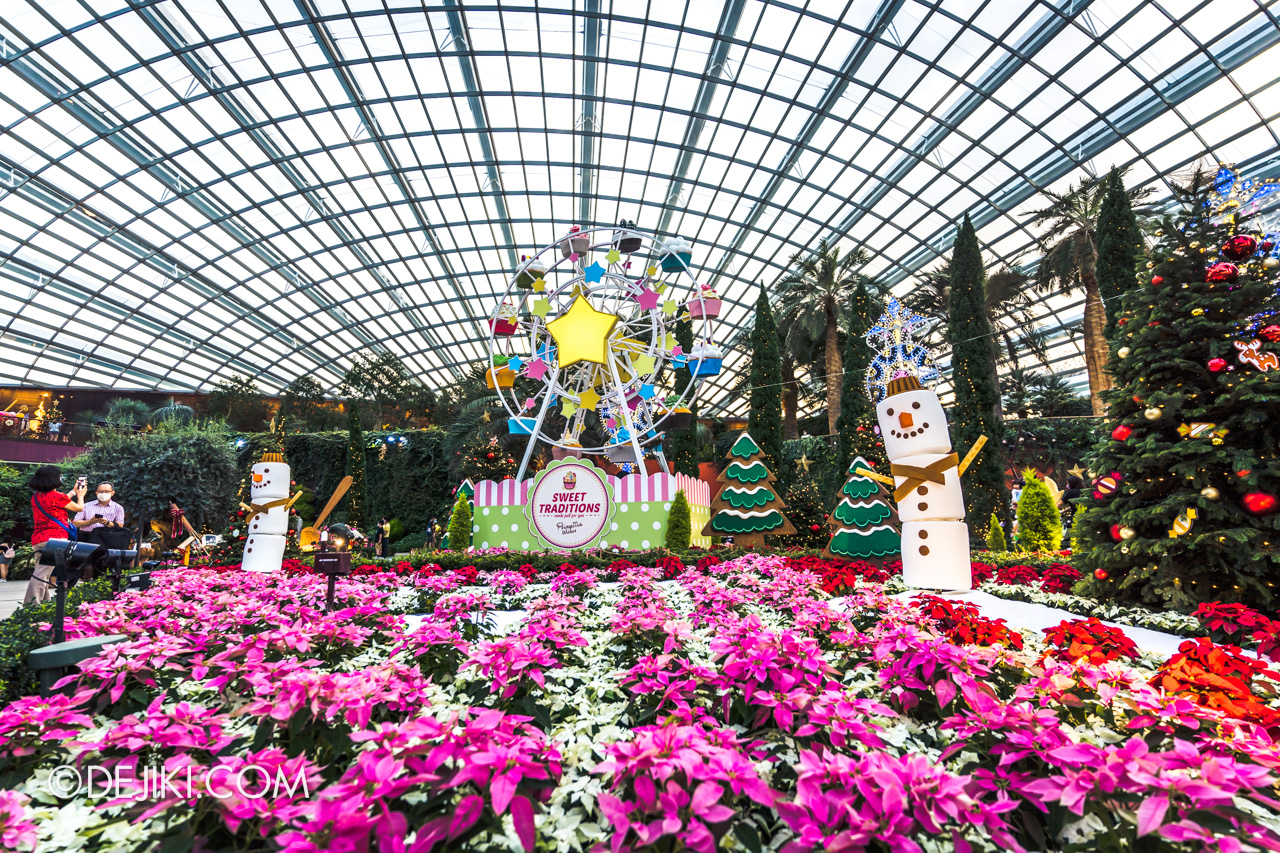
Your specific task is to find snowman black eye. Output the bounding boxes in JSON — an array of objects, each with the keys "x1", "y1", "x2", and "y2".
[
  {"x1": 886, "y1": 408, "x2": 894, "y2": 416},
  {"x1": 912, "y1": 402, "x2": 920, "y2": 409}
]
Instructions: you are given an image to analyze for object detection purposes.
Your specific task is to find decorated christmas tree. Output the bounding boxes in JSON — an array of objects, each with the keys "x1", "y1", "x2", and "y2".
[
  {"x1": 824, "y1": 455, "x2": 901, "y2": 563},
  {"x1": 784, "y1": 475, "x2": 827, "y2": 549},
  {"x1": 1075, "y1": 169, "x2": 1280, "y2": 608},
  {"x1": 702, "y1": 432, "x2": 796, "y2": 547}
]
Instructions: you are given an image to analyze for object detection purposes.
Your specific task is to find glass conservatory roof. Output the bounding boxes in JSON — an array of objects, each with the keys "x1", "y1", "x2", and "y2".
[{"x1": 1, "y1": 0, "x2": 1278, "y2": 416}]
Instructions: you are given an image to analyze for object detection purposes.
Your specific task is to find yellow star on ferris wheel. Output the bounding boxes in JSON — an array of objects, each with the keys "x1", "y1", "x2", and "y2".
[{"x1": 546, "y1": 295, "x2": 619, "y2": 367}]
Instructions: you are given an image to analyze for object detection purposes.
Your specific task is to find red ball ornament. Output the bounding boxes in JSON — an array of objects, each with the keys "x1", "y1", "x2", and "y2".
[
  {"x1": 1260, "y1": 325, "x2": 1280, "y2": 343},
  {"x1": 1208, "y1": 357, "x2": 1227, "y2": 372},
  {"x1": 1094, "y1": 569, "x2": 1109, "y2": 581},
  {"x1": 486, "y1": 452, "x2": 495, "y2": 459},
  {"x1": 1221, "y1": 235, "x2": 1259, "y2": 261},
  {"x1": 810, "y1": 523, "x2": 821, "y2": 531},
  {"x1": 1151, "y1": 275, "x2": 1164, "y2": 286},
  {"x1": 1206, "y1": 262, "x2": 1239, "y2": 283},
  {"x1": 1111, "y1": 424, "x2": 1133, "y2": 441},
  {"x1": 1243, "y1": 492, "x2": 1278, "y2": 515},
  {"x1": 1109, "y1": 524, "x2": 1122, "y2": 542},
  {"x1": 1118, "y1": 317, "x2": 1128, "y2": 326},
  {"x1": 1263, "y1": 240, "x2": 1275, "y2": 253}
]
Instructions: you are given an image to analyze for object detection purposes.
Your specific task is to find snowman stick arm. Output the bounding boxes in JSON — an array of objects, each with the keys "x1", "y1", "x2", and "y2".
[
  {"x1": 239, "y1": 502, "x2": 252, "y2": 513},
  {"x1": 855, "y1": 468, "x2": 896, "y2": 487},
  {"x1": 957, "y1": 435, "x2": 988, "y2": 476}
]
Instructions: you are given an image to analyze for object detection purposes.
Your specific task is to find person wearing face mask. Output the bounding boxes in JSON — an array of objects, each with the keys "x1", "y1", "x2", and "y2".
[{"x1": 73, "y1": 482, "x2": 126, "y2": 545}]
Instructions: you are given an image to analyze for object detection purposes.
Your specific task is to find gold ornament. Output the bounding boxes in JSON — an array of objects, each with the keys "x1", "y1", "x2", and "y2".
[
  {"x1": 1168, "y1": 508, "x2": 1197, "y2": 537},
  {"x1": 1144, "y1": 407, "x2": 1163, "y2": 420},
  {"x1": 1119, "y1": 526, "x2": 1136, "y2": 540},
  {"x1": 1201, "y1": 486, "x2": 1220, "y2": 500},
  {"x1": 1191, "y1": 308, "x2": 1204, "y2": 316},
  {"x1": 1264, "y1": 258, "x2": 1279, "y2": 271},
  {"x1": 1117, "y1": 346, "x2": 1131, "y2": 358},
  {"x1": 1190, "y1": 241, "x2": 1201, "y2": 248}
]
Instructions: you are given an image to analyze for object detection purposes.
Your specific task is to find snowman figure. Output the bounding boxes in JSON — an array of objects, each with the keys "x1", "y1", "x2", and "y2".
[
  {"x1": 875, "y1": 374, "x2": 984, "y2": 591},
  {"x1": 241, "y1": 451, "x2": 294, "y2": 573}
]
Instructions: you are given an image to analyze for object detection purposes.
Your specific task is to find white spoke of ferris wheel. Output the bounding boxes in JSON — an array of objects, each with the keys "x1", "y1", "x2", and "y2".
[
  {"x1": 607, "y1": 354, "x2": 648, "y2": 472},
  {"x1": 515, "y1": 362, "x2": 561, "y2": 483}
]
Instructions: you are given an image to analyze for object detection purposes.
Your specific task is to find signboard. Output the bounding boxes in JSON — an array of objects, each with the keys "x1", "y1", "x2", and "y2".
[{"x1": 524, "y1": 458, "x2": 616, "y2": 550}]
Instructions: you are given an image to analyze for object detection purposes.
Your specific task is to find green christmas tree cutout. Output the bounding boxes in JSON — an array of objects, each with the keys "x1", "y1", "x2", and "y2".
[
  {"x1": 824, "y1": 455, "x2": 901, "y2": 563},
  {"x1": 703, "y1": 432, "x2": 796, "y2": 547}
]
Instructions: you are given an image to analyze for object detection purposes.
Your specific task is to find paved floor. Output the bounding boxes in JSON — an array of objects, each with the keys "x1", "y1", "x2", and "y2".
[{"x1": 0, "y1": 578, "x2": 31, "y2": 620}]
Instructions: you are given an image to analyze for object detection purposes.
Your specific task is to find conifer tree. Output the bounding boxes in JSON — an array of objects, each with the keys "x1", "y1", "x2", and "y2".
[
  {"x1": 947, "y1": 215, "x2": 1010, "y2": 538},
  {"x1": 447, "y1": 492, "x2": 472, "y2": 551},
  {"x1": 703, "y1": 432, "x2": 796, "y2": 548},
  {"x1": 785, "y1": 475, "x2": 827, "y2": 548},
  {"x1": 669, "y1": 315, "x2": 700, "y2": 477},
  {"x1": 1076, "y1": 170, "x2": 1280, "y2": 608},
  {"x1": 834, "y1": 279, "x2": 882, "y2": 480},
  {"x1": 1016, "y1": 469, "x2": 1063, "y2": 552},
  {"x1": 985, "y1": 511, "x2": 1007, "y2": 551},
  {"x1": 344, "y1": 400, "x2": 367, "y2": 529},
  {"x1": 824, "y1": 455, "x2": 901, "y2": 562},
  {"x1": 748, "y1": 285, "x2": 785, "y2": 471},
  {"x1": 1095, "y1": 167, "x2": 1143, "y2": 340},
  {"x1": 665, "y1": 489, "x2": 692, "y2": 550}
]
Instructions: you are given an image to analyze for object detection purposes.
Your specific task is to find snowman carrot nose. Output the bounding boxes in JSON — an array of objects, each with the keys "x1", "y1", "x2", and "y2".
[
  {"x1": 898, "y1": 412, "x2": 914, "y2": 429},
  {"x1": 253, "y1": 474, "x2": 263, "y2": 483}
]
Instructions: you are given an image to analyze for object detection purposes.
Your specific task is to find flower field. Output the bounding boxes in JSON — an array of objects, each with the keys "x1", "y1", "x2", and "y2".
[{"x1": 4, "y1": 554, "x2": 1280, "y2": 852}]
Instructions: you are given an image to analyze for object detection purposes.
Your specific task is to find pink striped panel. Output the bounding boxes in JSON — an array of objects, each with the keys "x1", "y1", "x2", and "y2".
[{"x1": 473, "y1": 478, "x2": 530, "y2": 507}]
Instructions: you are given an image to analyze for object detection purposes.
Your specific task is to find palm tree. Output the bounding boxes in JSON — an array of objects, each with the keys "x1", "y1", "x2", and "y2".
[
  {"x1": 106, "y1": 398, "x2": 153, "y2": 427},
  {"x1": 1027, "y1": 173, "x2": 1153, "y2": 415},
  {"x1": 775, "y1": 238, "x2": 871, "y2": 434},
  {"x1": 151, "y1": 397, "x2": 194, "y2": 426}
]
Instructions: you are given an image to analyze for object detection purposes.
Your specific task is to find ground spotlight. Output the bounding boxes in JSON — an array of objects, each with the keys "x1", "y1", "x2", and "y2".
[{"x1": 38, "y1": 539, "x2": 107, "y2": 643}]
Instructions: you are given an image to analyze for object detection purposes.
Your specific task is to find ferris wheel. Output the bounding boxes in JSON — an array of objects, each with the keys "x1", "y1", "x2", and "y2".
[{"x1": 484, "y1": 225, "x2": 723, "y2": 481}]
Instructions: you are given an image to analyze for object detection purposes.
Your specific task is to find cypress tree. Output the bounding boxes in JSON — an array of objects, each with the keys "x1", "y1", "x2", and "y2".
[
  {"x1": 947, "y1": 215, "x2": 1009, "y2": 537},
  {"x1": 834, "y1": 279, "x2": 880, "y2": 479},
  {"x1": 984, "y1": 511, "x2": 1007, "y2": 551},
  {"x1": 447, "y1": 492, "x2": 472, "y2": 551},
  {"x1": 344, "y1": 400, "x2": 367, "y2": 529},
  {"x1": 1095, "y1": 167, "x2": 1142, "y2": 340},
  {"x1": 1016, "y1": 469, "x2": 1063, "y2": 552},
  {"x1": 669, "y1": 315, "x2": 700, "y2": 477},
  {"x1": 665, "y1": 489, "x2": 692, "y2": 550},
  {"x1": 748, "y1": 285, "x2": 785, "y2": 471}
]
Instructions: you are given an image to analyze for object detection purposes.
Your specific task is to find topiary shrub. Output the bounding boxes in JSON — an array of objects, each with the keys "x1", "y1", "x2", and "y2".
[
  {"x1": 985, "y1": 511, "x2": 1007, "y2": 551},
  {"x1": 665, "y1": 489, "x2": 692, "y2": 550},
  {"x1": 1016, "y1": 468, "x2": 1063, "y2": 553},
  {"x1": 447, "y1": 493, "x2": 473, "y2": 552}
]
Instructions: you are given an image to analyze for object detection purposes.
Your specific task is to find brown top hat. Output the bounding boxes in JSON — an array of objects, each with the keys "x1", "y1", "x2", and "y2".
[{"x1": 886, "y1": 375, "x2": 923, "y2": 397}]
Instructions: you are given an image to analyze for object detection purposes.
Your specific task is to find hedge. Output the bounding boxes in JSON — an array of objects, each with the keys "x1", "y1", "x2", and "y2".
[{"x1": 0, "y1": 577, "x2": 114, "y2": 702}]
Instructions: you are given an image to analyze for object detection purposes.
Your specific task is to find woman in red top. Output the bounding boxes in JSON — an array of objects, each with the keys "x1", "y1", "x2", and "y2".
[{"x1": 23, "y1": 465, "x2": 87, "y2": 605}]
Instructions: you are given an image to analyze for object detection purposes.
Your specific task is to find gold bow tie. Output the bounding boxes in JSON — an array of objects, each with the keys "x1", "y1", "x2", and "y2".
[
  {"x1": 890, "y1": 453, "x2": 958, "y2": 503},
  {"x1": 240, "y1": 494, "x2": 299, "y2": 516}
]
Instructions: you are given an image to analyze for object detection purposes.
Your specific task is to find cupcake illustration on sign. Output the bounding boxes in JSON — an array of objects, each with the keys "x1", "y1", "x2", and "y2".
[
  {"x1": 857, "y1": 301, "x2": 986, "y2": 591},
  {"x1": 562, "y1": 470, "x2": 577, "y2": 490}
]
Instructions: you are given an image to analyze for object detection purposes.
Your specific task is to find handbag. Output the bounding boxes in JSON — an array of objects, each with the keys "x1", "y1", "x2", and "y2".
[{"x1": 33, "y1": 493, "x2": 77, "y2": 542}]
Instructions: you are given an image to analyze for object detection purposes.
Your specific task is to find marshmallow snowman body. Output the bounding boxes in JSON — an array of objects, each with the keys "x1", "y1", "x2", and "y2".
[
  {"x1": 242, "y1": 458, "x2": 290, "y2": 573},
  {"x1": 891, "y1": 453, "x2": 966, "y2": 522},
  {"x1": 876, "y1": 385, "x2": 972, "y2": 590}
]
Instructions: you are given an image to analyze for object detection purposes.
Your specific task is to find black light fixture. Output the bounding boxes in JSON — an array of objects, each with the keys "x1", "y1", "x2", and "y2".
[{"x1": 38, "y1": 539, "x2": 106, "y2": 643}]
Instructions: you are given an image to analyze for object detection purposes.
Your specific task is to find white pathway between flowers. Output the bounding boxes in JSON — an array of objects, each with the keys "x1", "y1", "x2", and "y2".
[
  {"x1": 883, "y1": 590, "x2": 1187, "y2": 658},
  {"x1": 402, "y1": 582, "x2": 1188, "y2": 659}
]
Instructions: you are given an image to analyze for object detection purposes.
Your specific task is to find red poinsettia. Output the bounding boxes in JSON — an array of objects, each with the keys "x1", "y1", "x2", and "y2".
[
  {"x1": 659, "y1": 555, "x2": 685, "y2": 579},
  {"x1": 970, "y1": 561, "x2": 995, "y2": 584},
  {"x1": 914, "y1": 594, "x2": 1024, "y2": 650},
  {"x1": 1152, "y1": 637, "x2": 1280, "y2": 727},
  {"x1": 1041, "y1": 617, "x2": 1138, "y2": 665},
  {"x1": 1039, "y1": 563, "x2": 1081, "y2": 594},
  {"x1": 695, "y1": 554, "x2": 721, "y2": 573},
  {"x1": 996, "y1": 564, "x2": 1040, "y2": 586}
]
